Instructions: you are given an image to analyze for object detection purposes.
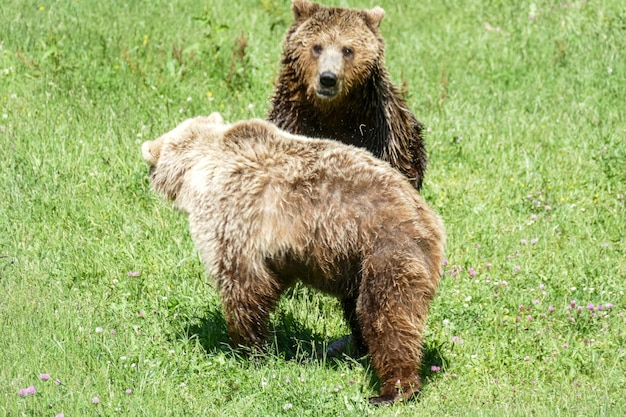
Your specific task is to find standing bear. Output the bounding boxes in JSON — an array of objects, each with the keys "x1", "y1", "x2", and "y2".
[
  {"x1": 268, "y1": 0, "x2": 428, "y2": 190},
  {"x1": 142, "y1": 113, "x2": 445, "y2": 404}
]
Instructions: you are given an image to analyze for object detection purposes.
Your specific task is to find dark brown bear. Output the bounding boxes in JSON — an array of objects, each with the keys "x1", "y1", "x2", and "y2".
[
  {"x1": 268, "y1": 0, "x2": 427, "y2": 190},
  {"x1": 142, "y1": 114, "x2": 445, "y2": 404}
]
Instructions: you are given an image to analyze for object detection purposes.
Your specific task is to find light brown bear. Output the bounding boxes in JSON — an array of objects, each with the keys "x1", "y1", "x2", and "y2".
[
  {"x1": 268, "y1": 0, "x2": 428, "y2": 191},
  {"x1": 142, "y1": 113, "x2": 445, "y2": 404}
]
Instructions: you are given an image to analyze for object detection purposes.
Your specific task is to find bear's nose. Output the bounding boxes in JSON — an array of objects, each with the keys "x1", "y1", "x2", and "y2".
[{"x1": 319, "y1": 71, "x2": 338, "y2": 87}]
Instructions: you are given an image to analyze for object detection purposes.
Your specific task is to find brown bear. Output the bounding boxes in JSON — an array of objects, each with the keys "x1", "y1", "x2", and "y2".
[
  {"x1": 142, "y1": 113, "x2": 445, "y2": 404},
  {"x1": 268, "y1": 0, "x2": 427, "y2": 191}
]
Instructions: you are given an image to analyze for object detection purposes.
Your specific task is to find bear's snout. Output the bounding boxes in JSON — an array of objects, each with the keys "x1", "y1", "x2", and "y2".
[
  {"x1": 319, "y1": 71, "x2": 338, "y2": 88},
  {"x1": 142, "y1": 140, "x2": 160, "y2": 166},
  {"x1": 314, "y1": 48, "x2": 344, "y2": 99},
  {"x1": 315, "y1": 71, "x2": 341, "y2": 99}
]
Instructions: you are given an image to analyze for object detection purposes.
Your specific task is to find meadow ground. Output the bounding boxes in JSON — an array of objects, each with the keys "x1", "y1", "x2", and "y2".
[{"x1": 1, "y1": 0, "x2": 625, "y2": 415}]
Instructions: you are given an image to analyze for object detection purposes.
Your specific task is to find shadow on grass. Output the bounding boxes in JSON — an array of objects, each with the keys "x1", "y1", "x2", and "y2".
[
  {"x1": 178, "y1": 301, "x2": 449, "y2": 398},
  {"x1": 178, "y1": 305, "x2": 329, "y2": 359}
]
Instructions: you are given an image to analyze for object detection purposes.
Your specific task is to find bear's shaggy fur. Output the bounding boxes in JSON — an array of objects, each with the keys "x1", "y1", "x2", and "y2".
[
  {"x1": 268, "y1": 0, "x2": 428, "y2": 190},
  {"x1": 142, "y1": 114, "x2": 445, "y2": 404}
]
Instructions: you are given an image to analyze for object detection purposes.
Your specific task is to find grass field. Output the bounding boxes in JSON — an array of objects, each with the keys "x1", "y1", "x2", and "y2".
[{"x1": 1, "y1": 0, "x2": 625, "y2": 415}]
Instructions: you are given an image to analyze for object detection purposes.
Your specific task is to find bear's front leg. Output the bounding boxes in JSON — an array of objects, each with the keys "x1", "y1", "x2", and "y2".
[{"x1": 219, "y1": 272, "x2": 283, "y2": 349}]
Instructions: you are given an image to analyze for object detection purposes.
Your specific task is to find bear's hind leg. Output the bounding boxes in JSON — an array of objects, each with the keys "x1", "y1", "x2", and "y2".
[
  {"x1": 323, "y1": 297, "x2": 368, "y2": 358},
  {"x1": 359, "y1": 292, "x2": 427, "y2": 404},
  {"x1": 358, "y1": 249, "x2": 438, "y2": 405},
  {"x1": 340, "y1": 296, "x2": 367, "y2": 356}
]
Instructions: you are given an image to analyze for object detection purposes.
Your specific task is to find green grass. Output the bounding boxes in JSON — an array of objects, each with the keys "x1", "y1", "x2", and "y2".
[{"x1": 1, "y1": 0, "x2": 625, "y2": 415}]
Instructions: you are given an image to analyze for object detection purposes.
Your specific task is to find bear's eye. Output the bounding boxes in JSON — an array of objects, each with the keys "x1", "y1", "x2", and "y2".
[
  {"x1": 342, "y1": 47, "x2": 354, "y2": 59},
  {"x1": 312, "y1": 44, "x2": 323, "y2": 57}
]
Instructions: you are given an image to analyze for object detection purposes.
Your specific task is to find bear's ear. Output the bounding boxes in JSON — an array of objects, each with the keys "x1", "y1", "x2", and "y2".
[
  {"x1": 364, "y1": 6, "x2": 385, "y2": 29},
  {"x1": 191, "y1": 114, "x2": 222, "y2": 126},
  {"x1": 206, "y1": 112, "x2": 225, "y2": 125},
  {"x1": 292, "y1": 0, "x2": 318, "y2": 21}
]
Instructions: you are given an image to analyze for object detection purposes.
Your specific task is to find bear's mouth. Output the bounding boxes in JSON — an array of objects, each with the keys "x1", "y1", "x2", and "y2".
[{"x1": 315, "y1": 87, "x2": 339, "y2": 99}]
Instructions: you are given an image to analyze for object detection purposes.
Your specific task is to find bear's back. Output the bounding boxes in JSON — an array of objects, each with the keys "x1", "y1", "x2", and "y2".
[
  {"x1": 214, "y1": 119, "x2": 414, "y2": 203},
  {"x1": 195, "y1": 120, "x2": 428, "y2": 262}
]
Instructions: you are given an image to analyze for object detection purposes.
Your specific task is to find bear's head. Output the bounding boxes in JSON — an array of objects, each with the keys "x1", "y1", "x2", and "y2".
[
  {"x1": 286, "y1": 0, "x2": 386, "y2": 103},
  {"x1": 142, "y1": 112, "x2": 225, "y2": 204}
]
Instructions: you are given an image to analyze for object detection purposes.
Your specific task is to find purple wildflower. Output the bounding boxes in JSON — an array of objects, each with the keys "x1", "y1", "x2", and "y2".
[
  {"x1": 125, "y1": 389, "x2": 133, "y2": 395},
  {"x1": 587, "y1": 302, "x2": 594, "y2": 311},
  {"x1": 531, "y1": 238, "x2": 538, "y2": 244},
  {"x1": 431, "y1": 365, "x2": 441, "y2": 372},
  {"x1": 19, "y1": 386, "x2": 36, "y2": 397},
  {"x1": 469, "y1": 267, "x2": 476, "y2": 277},
  {"x1": 92, "y1": 397, "x2": 100, "y2": 404},
  {"x1": 39, "y1": 374, "x2": 51, "y2": 381},
  {"x1": 127, "y1": 271, "x2": 140, "y2": 277}
]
